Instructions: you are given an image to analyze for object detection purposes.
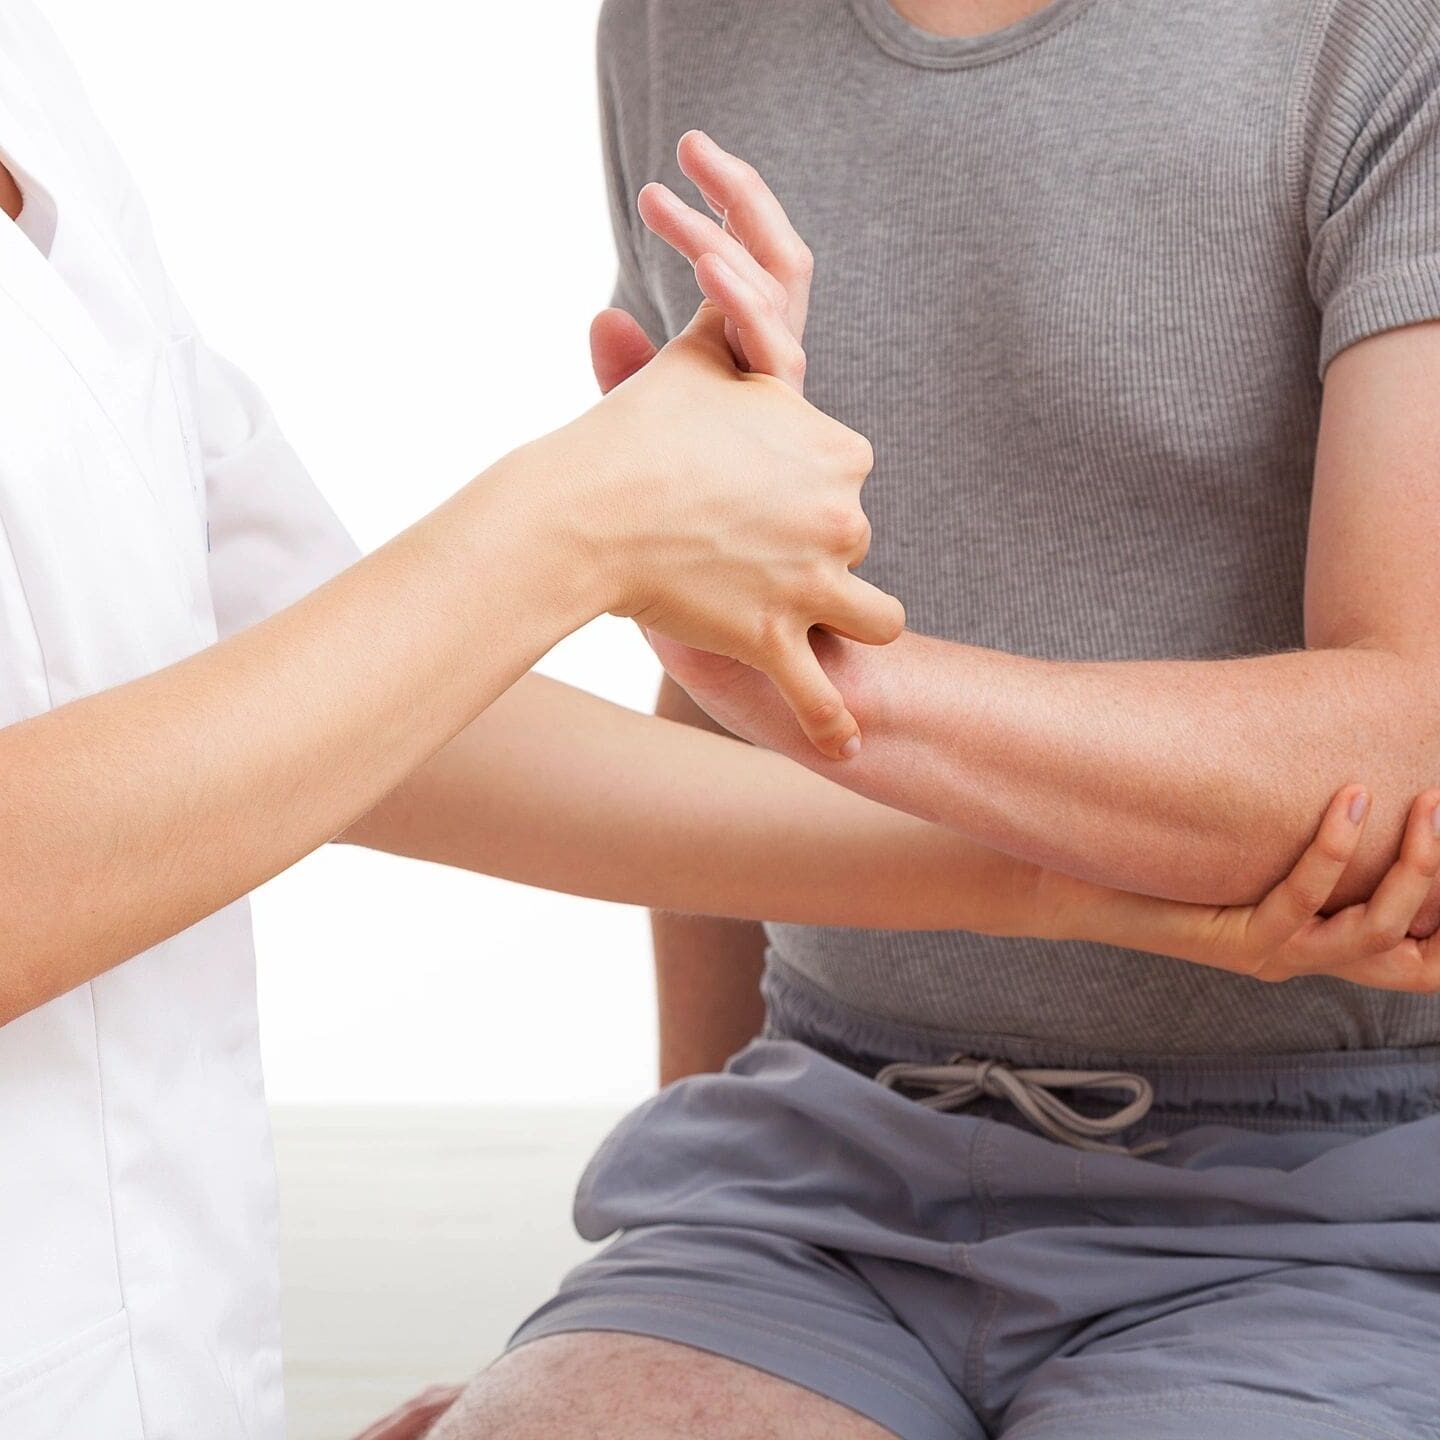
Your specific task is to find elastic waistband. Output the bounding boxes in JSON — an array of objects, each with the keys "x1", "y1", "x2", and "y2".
[{"x1": 763, "y1": 961, "x2": 1440, "y2": 1132}]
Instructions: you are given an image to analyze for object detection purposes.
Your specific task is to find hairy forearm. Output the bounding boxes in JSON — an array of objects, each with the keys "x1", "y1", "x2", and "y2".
[
  {"x1": 787, "y1": 631, "x2": 1440, "y2": 910},
  {"x1": 346, "y1": 671, "x2": 1050, "y2": 934}
]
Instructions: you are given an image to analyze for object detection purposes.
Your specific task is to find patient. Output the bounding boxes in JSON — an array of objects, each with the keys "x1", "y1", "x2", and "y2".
[{"x1": 360, "y1": 0, "x2": 1440, "y2": 1418}]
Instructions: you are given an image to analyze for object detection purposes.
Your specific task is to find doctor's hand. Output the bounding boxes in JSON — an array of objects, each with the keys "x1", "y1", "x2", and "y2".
[
  {"x1": 563, "y1": 297, "x2": 901, "y2": 759},
  {"x1": 1043, "y1": 786, "x2": 1440, "y2": 994}
]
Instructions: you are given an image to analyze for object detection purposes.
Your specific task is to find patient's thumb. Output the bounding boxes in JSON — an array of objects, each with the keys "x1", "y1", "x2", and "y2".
[{"x1": 590, "y1": 308, "x2": 658, "y2": 394}]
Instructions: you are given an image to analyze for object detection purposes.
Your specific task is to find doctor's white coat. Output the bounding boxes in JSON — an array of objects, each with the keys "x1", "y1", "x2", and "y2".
[{"x1": 0, "y1": 4, "x2": 359, "y2": 1436}]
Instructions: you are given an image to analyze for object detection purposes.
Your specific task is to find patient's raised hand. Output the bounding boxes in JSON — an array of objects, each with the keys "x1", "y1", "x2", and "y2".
[{"x1": 591, "y1": 129, "x2": 815, "y2": 397}]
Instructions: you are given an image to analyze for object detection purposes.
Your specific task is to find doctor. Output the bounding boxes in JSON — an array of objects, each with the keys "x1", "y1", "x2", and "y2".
[{"x1": 0, "y1": 2, "x2": 914, "y2": 1435}]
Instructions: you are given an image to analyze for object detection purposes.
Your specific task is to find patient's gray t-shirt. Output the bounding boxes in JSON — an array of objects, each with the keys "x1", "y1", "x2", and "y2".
[{"x1": 599, "y1": 0, "x2": 1440, "y2": 1054}]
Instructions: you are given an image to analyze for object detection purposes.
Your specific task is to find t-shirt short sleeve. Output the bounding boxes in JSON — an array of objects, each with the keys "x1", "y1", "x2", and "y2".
[
  {"x1": 598, "y1": 0, "x2": 670, "y2": 346},
  {"x1": 1302, "y1": 0, "x2": 1440, "y2": 377}
]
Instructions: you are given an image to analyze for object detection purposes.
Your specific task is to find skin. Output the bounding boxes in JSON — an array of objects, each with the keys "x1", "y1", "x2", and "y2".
[
  {"x1": 889, "y1": 0, "x2": 1059, "y2": 36},
  {"x1": 650, "y1": 164, "x2": 1440, "y2": 923},
  {"x1": 10, "y1": 126, "x2": 1405, "y2": 1031},
  {"x1": 659, "y1": 448, "x2": 1440, "y2": 916},
  {"x1": 0, "y1": 277, "x2": 902, "y2": 1023}
]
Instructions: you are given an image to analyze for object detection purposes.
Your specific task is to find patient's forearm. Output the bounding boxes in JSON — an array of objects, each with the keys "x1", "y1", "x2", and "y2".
[
  {"x1": 789, "y1": 632, "x2": 1440, "y2": 911},
  {"x1": 345, "y1": 672, "x2": 1048, "y2": 933}
]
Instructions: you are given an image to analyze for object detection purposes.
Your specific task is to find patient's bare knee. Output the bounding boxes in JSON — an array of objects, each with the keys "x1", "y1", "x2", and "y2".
[{"x1": 426, "y1": 1331, "x2": 897, "y2": 1440}]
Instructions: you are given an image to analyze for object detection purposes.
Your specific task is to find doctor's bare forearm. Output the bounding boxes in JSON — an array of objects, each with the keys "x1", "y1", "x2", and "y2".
[
  {"x1": 0, "y1": 448, "x2": 591, "y2": 1024},
  {"x1": 343, "y1": 671, "x2": 1049, "y2": 937},
  {"x1": 0, "y1": 311, "x2": 887, "y2": 1025}
]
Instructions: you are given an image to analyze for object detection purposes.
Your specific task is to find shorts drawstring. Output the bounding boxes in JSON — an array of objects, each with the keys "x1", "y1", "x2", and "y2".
[{"x1": 874, "y1": 1054, "x2": 1167, "y2": 1156}]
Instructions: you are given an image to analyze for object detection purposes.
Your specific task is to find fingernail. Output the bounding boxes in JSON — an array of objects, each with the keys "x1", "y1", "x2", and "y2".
[
  {"x1": 1349, "y1": 790, "x2": 1369, "y2": 824},
  {"x1": 1431, "y1": 801, "x2": 1440, "y2": 839},
  {"x1": 840, "y1": 735, "x2": 862, "y2": 760}
]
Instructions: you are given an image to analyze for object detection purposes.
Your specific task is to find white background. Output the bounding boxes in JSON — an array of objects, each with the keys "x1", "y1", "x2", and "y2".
[{"x1": 39, "y1": 0, "x2": 667, "y2": 1106}]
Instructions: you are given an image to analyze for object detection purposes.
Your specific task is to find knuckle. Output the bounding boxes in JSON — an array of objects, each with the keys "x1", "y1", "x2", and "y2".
[
  {"x1": 832, "y1": 427, "x2": 874, "y2": 474},
  {"x1": 1283, "y1": 880, "x2": 1329, "y2": 915},
  {"x1": 1312, "y1": 836, "x2": 1353, "y2": 867},
  {"x1": 1364, "y1": 924, "x2": 1405, "y2": 956},
  {"x1": 800, "y1": 693, "x2": 844, "y2": 730},
  {"x1": 783, "y1": 240, "x2": 815, "y2": 280},
  {"x1": 754, "y1": 612, "x2": 788, "y2": 658},
  {"x1": 822, "y1": 503, "x2": 869, "y2": 555}
]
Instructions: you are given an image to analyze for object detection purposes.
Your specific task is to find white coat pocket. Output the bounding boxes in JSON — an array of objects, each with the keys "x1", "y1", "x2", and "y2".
[{"x1": 0, "y1": 1310, "x2": 142, "y2": 1440}]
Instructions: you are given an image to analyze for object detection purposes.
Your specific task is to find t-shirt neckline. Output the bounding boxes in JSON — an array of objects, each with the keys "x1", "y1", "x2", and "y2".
[{"x1": 847, "y1": 0, "x2": 1101, "y2": 69}]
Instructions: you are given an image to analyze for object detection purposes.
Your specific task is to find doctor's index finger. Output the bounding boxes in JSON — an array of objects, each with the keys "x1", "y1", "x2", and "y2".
[
  {"x1": 818, "y1": 576, "x2": 906, "y2": 648},
  {"x1": 1247, "y1": 784, "x2": 1369, "y2": 947}
]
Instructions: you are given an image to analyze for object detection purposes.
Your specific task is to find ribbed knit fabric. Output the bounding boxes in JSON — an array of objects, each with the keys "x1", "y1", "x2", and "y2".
[{"x1": 599, "y1": 0, "x2": 1440, "y2": 1055}]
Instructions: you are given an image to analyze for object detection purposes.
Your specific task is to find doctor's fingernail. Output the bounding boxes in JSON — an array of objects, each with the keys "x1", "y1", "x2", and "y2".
[
  {"x1": 840, "y1": 734, "x2": 862, "y2": 760},
  {"x1": 1430, "y1": 800, "x2": 1440, "y2": 838},
  {"x1": 1348, "y1": 791, "x2": 1369, "y2": 824}
]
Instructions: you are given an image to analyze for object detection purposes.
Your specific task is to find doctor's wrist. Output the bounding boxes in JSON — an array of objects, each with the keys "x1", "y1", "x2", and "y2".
[{"x1": 482, "y1": 421, "x2": 646, "y2": 624}]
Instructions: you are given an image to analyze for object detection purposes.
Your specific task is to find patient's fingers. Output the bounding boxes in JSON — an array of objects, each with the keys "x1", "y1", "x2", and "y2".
[
  {"x1": 768, "y1": 635, "x2": 861, "y2": 760},
  {"x1": 693, "y1": 253, "x2": 807, "y2": 391},
  {"x1": 819, "y1": 576, "x2": 907, "y2": 646},
  {"x1": 1346, "y1": 789, "x2": 1440, "y2": 955},
  {"x1": 1247, "y1": 785, "x2": 1368, "y2": 949},
  {"x1": 677, "y1": 130, "x2": 814, "y2": 337},
  {"x1": 638, "y1": 182, "x2": 790, "y2": 317}
]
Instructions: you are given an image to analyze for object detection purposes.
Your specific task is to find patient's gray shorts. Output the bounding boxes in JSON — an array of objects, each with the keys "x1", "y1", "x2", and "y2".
[{"x1": 509, "y1": 979, "x2": 1440, "y2": 1439}]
